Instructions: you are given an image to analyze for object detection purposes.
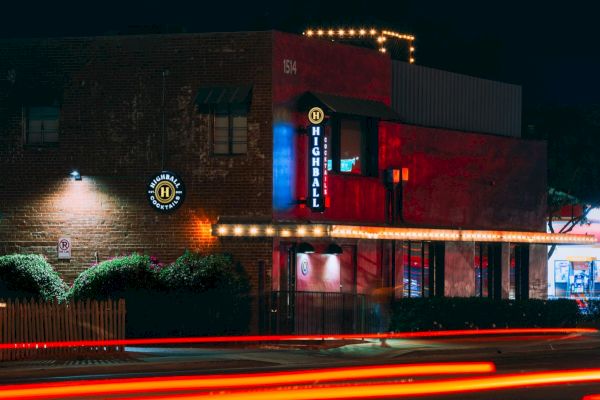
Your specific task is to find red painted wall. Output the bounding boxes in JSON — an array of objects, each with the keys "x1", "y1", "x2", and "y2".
[
  {"x1": 379, "y1": 123, "x2": 547, "y2": 231},
  {"x1": 272, "y1": 31, "x2": 390, "y2": 223},
  {"x1": 271, "y1": 32, "x2": 546, "y2": 232}
]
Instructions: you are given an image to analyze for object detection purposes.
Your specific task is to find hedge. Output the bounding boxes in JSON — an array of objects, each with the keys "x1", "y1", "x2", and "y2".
[
  {"x1": 69, "y1": 253, "x2": 160, "y2": 300},
  {"x1": 389, "y1": 297, "x2": 581, "y2": 331},
  {"x1": 69, "y1": 251, "x2": 251, "y2": 337},
  {"x1": 0, "y1": 254, "x2": 68, "y2": 301}
]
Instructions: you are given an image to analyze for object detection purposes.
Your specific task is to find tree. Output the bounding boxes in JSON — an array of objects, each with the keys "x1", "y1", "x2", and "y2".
[
  {"x1": 546, "y1": 188, "x2": 592, "y2": 259},
  {"x1": 524, "y1": 105, "x2": 600, "y2": 258}
]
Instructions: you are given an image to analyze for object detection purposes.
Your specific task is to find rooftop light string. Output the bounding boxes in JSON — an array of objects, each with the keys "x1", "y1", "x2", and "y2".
[{"x1": 303, "y1": 28, "x2": 416, "y2": 63}]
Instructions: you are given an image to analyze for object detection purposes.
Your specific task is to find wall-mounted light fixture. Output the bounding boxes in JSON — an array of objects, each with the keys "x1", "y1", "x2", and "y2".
[
  {"x1": 297, "y1": 242, "x2": 315, "y2": 254},
  {"x1": 325, "y1": 242, "x2": 343, "y2": 255},
  {"x1": 70, "y1": 170, "x2": 82, "y2": 181}
]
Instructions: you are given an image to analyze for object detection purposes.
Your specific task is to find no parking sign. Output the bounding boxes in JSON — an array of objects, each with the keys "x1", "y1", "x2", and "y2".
[{"x1": 58, "y1": 237, "x2": 71, "y2": 259}]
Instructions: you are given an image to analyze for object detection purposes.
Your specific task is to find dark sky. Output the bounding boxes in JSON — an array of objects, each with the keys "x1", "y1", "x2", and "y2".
[{"x1": 2, "y1": 0, "x2": 598, "y2": 107}]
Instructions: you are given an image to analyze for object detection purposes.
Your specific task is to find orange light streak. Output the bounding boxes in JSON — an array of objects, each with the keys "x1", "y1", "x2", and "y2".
[
  {"x1": 115, "y1": 369, "x2": 600, "y2": 400},
  {"x1": 0, "y1": 362, "x2": 495, "y2": 399},
  {"x1": 0, "y1": 327, "x2": 595, "y2": 350}
]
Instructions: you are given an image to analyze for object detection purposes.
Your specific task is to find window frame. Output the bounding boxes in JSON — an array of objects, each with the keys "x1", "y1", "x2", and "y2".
[
  {"x1": 328, "y1": 114, "x2": 378, "y2": 177},
  {"x1": 23, "y1": 105, "x2": 60, "y2": 147},
  {"x1": 211, "y1": 104, "x2": 248, "y2": 156}
]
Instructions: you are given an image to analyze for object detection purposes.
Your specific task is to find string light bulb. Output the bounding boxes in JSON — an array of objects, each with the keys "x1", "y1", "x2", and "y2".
[{"x1": 304, "y1": 26, "x2": 416, "y2": 63}]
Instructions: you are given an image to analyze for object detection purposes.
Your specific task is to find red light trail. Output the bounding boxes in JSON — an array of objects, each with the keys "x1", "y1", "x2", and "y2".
[
  {"x1": 110, "y1": 369, "x2": 600, "y2": 400},
  {"x1": 0, "y1": 362, "x2": 495, "y2": 399},
  {"x1": 0, "y1": 327, "x2": 594, "y2": 350}
]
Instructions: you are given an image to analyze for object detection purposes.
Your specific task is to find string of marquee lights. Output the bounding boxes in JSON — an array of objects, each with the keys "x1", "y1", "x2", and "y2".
[
  {"x1": 212, "y1": 223, "x2": 597, "y2": 245},
  {"x1": 303, "y1": 28, "x2": 416, "y2": 63}
]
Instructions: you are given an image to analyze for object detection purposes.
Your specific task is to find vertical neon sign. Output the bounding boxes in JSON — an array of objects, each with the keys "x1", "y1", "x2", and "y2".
[{"x1": 308, "y1": 107, "x2": 327, "y2": 212}]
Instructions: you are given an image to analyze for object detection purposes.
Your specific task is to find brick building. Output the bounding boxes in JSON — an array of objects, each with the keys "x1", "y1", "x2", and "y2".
[{"x1": 0, "y1": 31, "x2": 593, "y2": 333}]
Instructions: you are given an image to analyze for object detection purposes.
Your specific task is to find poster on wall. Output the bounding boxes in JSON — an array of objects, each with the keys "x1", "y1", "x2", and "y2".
[{"x1": 554, "y1": 260, "x2": 569, "y2": 283}]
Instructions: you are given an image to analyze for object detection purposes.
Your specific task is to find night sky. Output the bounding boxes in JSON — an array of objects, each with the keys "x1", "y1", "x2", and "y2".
[{"x1": 1, "y1": 0, "x2": 598, "y2": 106}]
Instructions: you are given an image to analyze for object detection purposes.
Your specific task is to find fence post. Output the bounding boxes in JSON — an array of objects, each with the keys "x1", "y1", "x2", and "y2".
[
  {"x1": 321, "y1": 292, "x2": 325, "y2": 335},
  {"x1": 0, "y1": 298, "x2": 5, "y2": 362}
]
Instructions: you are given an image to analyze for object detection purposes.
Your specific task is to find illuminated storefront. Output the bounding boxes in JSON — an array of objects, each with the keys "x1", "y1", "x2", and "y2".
[
  {"x1": 1, "y1": 30, "x2": 596, "y2": 334},
  {"x1": 548, "y1": 208, "x2": 600, "y2": 301}
]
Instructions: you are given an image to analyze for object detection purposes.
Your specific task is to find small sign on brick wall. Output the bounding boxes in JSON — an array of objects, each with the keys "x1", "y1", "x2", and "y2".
[{"x1": 58, "y1": 237, "x2": 71, "y2": 260}]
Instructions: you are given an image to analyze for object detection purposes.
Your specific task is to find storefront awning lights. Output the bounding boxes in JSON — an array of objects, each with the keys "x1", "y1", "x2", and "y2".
[{"x1": 212, "y1": 223, "x2": 596, "y2": 245}]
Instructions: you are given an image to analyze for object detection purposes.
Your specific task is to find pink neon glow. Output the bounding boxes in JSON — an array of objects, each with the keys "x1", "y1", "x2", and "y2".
[{"x1": 0, "y1": 328, "x2": 595, "y2": 350}]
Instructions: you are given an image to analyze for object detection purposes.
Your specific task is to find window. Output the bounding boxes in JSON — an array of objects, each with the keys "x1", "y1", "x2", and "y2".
[
  {"x1": 327, "y1": 116, "x2": 378, "y2": 177},
  {"x1": 474, "y1": 243, "x2": 502, "y2": 299},
  {"x1": 25, "y1": 106, "x2": 59, "y2": 145},
  {"x1": 339, "y1": 119, "x2": 362, "y2": 174},
  {"x1": 212, "y1": 105, "x2": 248, "y2": 155},
  {"x1": 401, "y1": 241, "x2": 431, "y2": 298},
  {"x1": 475, "y1": 243, "x2": 489, "y2": 297},
  {"x1": 509, "y1": 244, "x2": 530, "y2": 300}
]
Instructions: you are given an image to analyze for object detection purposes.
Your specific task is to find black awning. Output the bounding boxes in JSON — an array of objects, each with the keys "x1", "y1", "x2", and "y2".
[
  {"x1": 195, "y1": 85, "x2": 252, "y2": 111},
  {"x1": 299, "y1": 92, "x2": 401, "y2": 121}
]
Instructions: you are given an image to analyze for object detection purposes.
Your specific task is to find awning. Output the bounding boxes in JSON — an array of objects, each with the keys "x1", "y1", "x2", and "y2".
[
  {"x1": 211, "y1": 222, "x2": 597, "y2": 245},
  {"x1": 299, "y1": 92, "x2": 401, "y2": 121},
  {"x1": 195, "y1": 85, "x2": 252, "y2": 111}
]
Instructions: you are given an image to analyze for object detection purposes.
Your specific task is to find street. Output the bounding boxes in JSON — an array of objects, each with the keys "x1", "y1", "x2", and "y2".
[{"x1": 2, "y1": 331, "x2": 600, "y2": 399}]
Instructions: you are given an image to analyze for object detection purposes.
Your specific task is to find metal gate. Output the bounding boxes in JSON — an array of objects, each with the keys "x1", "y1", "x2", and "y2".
[{"x1": 269, "y1": 291, "x2": 377, "y2": 334}]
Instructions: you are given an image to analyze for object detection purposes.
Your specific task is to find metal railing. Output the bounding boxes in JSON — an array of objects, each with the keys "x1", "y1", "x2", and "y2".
[{"x1": 269, "y1": 291, "x2": 378, "y2": 335}]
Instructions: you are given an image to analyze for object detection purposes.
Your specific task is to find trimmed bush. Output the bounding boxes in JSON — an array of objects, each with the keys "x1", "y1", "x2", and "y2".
[
  {"x1": 0, "y1": 254, "x2": 68, "y2": 301},
  {"x1": 160, "y1": 251, "x2": 250, "y2": 295},
  {"x1": 69, "y1": 251, "x2": 252, "y2": 337},
  {"x1": 389, "y1": 297, "x2": 580, "y2": 331},
  {"x1": 69, "y1": 254, "x2": 160, "y2": 300},
  {"x1": 144, "y1": 251, "x2": 252, "y2": 337}
]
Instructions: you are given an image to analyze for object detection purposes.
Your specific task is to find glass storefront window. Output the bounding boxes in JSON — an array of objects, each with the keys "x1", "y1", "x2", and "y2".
[
  {"x1": 402, "y1": 242, "x2": 430, "y2": 298},
  {"x1": 475, "y1": 243, "x2": 489, "y2": 297}
]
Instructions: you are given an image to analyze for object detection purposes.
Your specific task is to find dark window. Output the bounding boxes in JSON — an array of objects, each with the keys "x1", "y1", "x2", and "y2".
[
  {"x1": 212, "y1": 105, "x2": 247, "y2": 155},
  {"x1": 327, "y1": 116, "x2": 378, "y2": 177},
  {"x1": 475, "y1": 243, "x2": 502, "y2": 299},
  {"x1": 475, "y1": 243, "x2": 489, "y2": 298},
  {"x1": 510, "y1": 244, "x2": 530, "y2": 300},
  {"x1": 25, "y1": 106, "x2": 59, "y2": 145}
]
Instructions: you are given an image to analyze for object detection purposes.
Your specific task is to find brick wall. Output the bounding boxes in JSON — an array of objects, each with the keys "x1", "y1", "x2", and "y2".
[{"x1": 0, "y1": 32, "x2": 274, "y2": 292}]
